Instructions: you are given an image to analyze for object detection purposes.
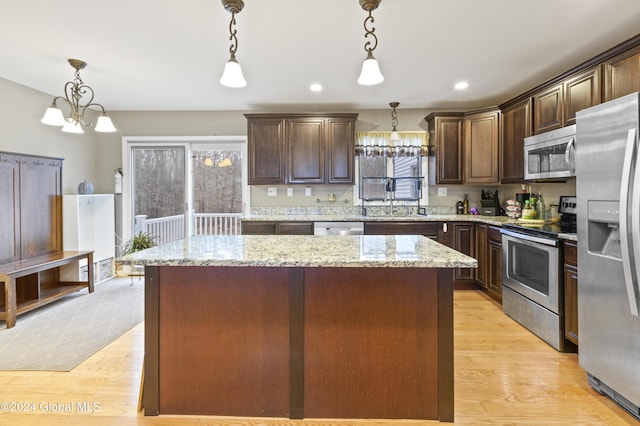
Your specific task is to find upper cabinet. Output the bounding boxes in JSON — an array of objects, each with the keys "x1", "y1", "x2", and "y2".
[
  {"x1": 425, "y1": 113, "x2": 464, "y2": 184},
  {"x1": 425, "y1": 109, "x2": 499, "y2": 185},
  {"x1": 245, "y1": 113, "x2": 357, "y2": 185},
  {"x1": 464, "y1": 108, "x2": 500, "y2": 184},
  {"x1": 500, "y1": 98, "x2": 531, "y2": 183},
  {"x1": 603, "y1": 43, "x2": 640, "y2": 102},
  {"x1": 532, "y1": 66, "x2": 602, "y2": 134}
]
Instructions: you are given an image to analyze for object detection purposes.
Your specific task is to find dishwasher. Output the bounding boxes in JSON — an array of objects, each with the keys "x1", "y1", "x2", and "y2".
[{"x1": 313, "y1": 222, "x2": 364, "y2": 236}]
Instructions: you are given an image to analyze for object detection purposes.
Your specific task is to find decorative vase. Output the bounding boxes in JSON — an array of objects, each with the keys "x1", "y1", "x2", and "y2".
[{"x1": 78, "y1": 180, "x2": 94, "y2": 194}]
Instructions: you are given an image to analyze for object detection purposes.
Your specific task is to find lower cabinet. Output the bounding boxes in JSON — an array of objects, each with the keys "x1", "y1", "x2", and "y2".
[
  {"x1": 563, "y1": 240, "x2": 579, "y2": 345},
  {"x1": 487, "y1": 227, "x2": 502, "y2": 303},
  {"x1": 438, "y1": 222, "x2": 475, "y2": 286},
  {"x1": 363, "y1": 222, "x2": 438, "y2": 239},
  {"x1": 241, "y1": 221, "x2": 314, "y2": 235},
  {"x1": 475, "y1": 224, "x2": 502, "y2": 303}
]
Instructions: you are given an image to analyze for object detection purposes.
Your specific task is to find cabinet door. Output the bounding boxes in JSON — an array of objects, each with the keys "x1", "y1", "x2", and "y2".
[
  {"x1": 564, "y1": 263, "x2": 579, "y2": 345},
  {"x1": 464, "y1": 109, "x2": 499, "y2": 184},
  {"x1": 533, "y1": 83, "x2": 564, "y2": 134},
  {"x1": 604, "y1": 45, "x2": 640, "y2": 102},
  {"x1": 326, "y1": 117, "x2": 355, "y2": 184},
  {"x1": 475, "y1": 224, "x2": 488, "y2": 288},
  {"x1": 563, "y1": 66, "x2": 601, "y2": 126},
  {"x1": 500, "y1": 98, "x2": 530, "y2": 183},
  {"x1": 428, "y1": 115, "x2": 464, "y2": 184},
  {"x1": 0, "y1": 154, "x2": 20, "y2": 264},
  {"x1": 19, "y1": 157, "x2": 63, "y2": 258},
  {"x1": 287, "y1": 118, "x2": 325, "y2": 183},
  {"x1": 248, "y1": 118, "x2": 285, "y2": 184},
  {"x1": 488, "y1": 240, "x2": 503, "y2": 303},
  {"x1": 453, "y1": 223, "x2": 474, "y2": 281}
]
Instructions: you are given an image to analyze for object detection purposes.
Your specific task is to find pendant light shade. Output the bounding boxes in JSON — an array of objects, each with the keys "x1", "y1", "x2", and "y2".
[
  {"x1": 220, "y1": 54, "x2": 247, "y2": 88},
  {"x1": 61, "y1": 120, "x2": 84, "y2": 134},
  {"x1": 41, "y1": 104, "x2": 66, "y2": 126},
  {"x1": 358, "y1": 52, "x2": 384, "y2": 86},
  {"x1": 94, "y1": 113, "x2": 117, "y2": 133}
]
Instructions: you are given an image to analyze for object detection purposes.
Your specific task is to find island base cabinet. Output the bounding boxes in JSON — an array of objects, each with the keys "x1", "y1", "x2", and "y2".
[{"x1": 144, "y1": 265, "x2": 453, "y2": 422}]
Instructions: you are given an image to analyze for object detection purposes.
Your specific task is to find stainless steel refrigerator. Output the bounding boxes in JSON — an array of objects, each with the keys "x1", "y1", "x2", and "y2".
[{"x1": 575, "y1": 92, "x2": 640, "y2": 420}]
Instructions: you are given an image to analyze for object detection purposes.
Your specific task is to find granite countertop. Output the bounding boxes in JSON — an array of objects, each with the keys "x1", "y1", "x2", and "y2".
[
  {"x1": 117, "y1": 235, "x2": 478, "y2": 269},
  {"x1": 242, "y1": 213, "x2": 515, "y2": 226}
]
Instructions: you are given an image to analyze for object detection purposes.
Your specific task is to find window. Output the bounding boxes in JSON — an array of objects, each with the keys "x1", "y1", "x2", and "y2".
[{"x1": 355, "y1": 132, "x2": 429, "y2": 205}]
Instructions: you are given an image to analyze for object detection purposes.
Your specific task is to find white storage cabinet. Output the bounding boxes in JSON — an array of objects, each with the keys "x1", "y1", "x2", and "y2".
[{"x1": 62, "y1": 194, "x2": 116, "y2": 283}]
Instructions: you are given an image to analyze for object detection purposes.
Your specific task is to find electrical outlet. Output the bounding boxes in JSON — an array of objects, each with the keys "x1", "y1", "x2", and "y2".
[
  {"x1": 287, "y1": 188, "x2": 293, "y2": 197},
  {"x1": 267, "y1": 187, "x2": 277, "y2": 197},
  {"x1": 305, "y1": 187, "x2": 312, "y2": 197},
  {"x1": 438, "y1": 187, "x2": 447, "y2": 196}
]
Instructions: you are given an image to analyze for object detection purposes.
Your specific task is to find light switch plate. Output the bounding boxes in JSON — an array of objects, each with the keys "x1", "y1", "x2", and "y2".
[
  {"x1": 287, "y1": 188, "x2": 293, "y2": 197},
  {"x1": 305, "y1": 187, "x2": 312, "y2": 197},
  {"x1": 267, "y1": 187, "x2": 277, "y2": 197},
  {"x1": 437, "y1": 187, "x2": 447, "y2": 196}
]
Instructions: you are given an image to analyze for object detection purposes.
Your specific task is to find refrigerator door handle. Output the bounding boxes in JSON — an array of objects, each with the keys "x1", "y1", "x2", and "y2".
[{"x1": 620, "y1": 127, "x2": 640, "y2": 317}]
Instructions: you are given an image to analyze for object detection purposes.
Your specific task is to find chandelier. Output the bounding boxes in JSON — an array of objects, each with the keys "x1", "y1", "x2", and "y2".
[
  {"x1": 219, "y1": 0, "x2": 247, "y2": 88},
  {"x1": 41, "y1": 59, "x2": 116, "y2": 134},
  {"x1": 357, "y1": 0, "x2": 384, "y2": 85}
]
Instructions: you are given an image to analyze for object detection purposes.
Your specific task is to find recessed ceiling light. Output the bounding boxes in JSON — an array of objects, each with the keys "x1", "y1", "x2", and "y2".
[
  {"x1": 454, "y1": 81, "x2": 469, "y2": 90},
  {"x1": 310, "y1": 83, "x2": 323, "y2": 92}
]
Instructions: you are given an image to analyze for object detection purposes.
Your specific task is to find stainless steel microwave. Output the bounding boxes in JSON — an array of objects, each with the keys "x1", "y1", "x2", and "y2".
[{"x1": 524, "y1": 125, "x2": 576, "y2": 180}]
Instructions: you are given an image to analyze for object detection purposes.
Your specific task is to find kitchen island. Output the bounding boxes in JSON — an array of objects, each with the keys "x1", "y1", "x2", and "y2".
[{"x1": 118, "y1": 234, "x2": 476, "y2": 422}]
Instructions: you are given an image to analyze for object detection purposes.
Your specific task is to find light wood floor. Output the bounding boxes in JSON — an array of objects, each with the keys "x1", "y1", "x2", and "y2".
[{"x1": 0, "y1": 290, "x2": 636, "y2": 425}]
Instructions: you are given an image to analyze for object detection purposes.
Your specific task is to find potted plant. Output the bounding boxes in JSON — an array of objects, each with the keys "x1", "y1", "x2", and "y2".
[
  {"x1": 122, "y1": 231, "x2": 158, "y2": 255},
  {"x1": 121, "y1": 231, "x2": 158, "y2": 280}
]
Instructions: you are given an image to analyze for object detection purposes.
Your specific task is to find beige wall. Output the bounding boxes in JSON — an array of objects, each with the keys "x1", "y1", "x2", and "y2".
[
  {"x1": 0, "y1": 78, "x2": 100, "y2": 195},
  {"x1": 2, "y1": 77, "x2": 575, "y2": 210}
]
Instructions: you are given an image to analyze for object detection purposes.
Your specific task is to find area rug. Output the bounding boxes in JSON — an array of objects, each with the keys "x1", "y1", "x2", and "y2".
[{"x1": 0, "y1": 276, "x2": 143, "y2": 371}]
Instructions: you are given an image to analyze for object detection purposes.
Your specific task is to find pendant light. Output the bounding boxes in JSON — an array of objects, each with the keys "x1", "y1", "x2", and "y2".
[
  {"x1": 389, "y1": 101, "x2": 400, "y2": 142},
  {"x1": 220, "y1": 0, "x2": 247, "y2": 88},
  {"x1": 41, "y1": 59, "x2": 116, "y2": 133},
  {"x1": 357, "y1": 0, "x2": 384, "y2": 85}
]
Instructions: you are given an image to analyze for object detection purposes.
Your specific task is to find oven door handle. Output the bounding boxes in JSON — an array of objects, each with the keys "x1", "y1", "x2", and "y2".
[{"x1": 501, "y1": 229, "x2": 558, "y2": 247}]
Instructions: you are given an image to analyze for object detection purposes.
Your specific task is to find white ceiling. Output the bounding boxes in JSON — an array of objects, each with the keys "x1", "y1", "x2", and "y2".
[{"x1": 2, "y1": 0, "x2": 640, "y2": 113}]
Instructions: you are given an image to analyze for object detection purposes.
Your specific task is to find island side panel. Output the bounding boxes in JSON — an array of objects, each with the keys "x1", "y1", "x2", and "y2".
[
  {"x1": 439, "y1": 268, "x2": 454, "y2": 422},
  {"x1": 302, "y1": 267, "x2": 442, "y2": 420},
  {"x1": 155, "y1": 266, "x2": 291, "y2": 417}
]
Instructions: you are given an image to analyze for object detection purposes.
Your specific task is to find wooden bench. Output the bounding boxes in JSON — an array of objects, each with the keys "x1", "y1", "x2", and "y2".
[{"x1": 0, "y1": 251, "x2": 94, "y2": 329}]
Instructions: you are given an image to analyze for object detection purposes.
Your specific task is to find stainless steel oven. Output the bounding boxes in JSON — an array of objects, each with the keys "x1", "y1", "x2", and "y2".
[{"x1": 501, "y1": 227, "x2": 564, "y2": 350}]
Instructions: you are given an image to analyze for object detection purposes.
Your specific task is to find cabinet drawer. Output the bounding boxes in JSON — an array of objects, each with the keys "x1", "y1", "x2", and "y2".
[
  {"x1": 241, "y1": 221, "x2": 277, "y2": 235},
  {"x1": 563, "y1": 240, "x2": 577, "y2": 265},
  {"x1": 488, "y1": 226, "x2": 502, "y2": 242},
  {"x1": 364, "y1": 222, "x2": 438, "y2": 238},
  {"x1": 277, "y1": 222, "x2": 314, "y2": 235}
]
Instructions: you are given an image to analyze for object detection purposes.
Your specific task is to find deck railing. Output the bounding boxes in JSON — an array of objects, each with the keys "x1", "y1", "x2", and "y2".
[{"x1": 134, "y1": 213, "x2": 242, "y2": 245}]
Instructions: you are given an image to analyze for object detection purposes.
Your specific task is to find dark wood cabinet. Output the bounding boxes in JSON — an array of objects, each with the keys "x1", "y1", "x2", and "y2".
[
  {"x1": 0, "y1": 152, "x2": 63, "y2": 263},
  {"x1": 487, "y1": 227, "x2": 502, "y2": 303},
  {"x1": 245, "y1": 114, "x2": 357, "y2": 185},
  {"x1": 247, "y1": 117, "x2": 285, "y2": 185},
  {"x1": 438, "y1": 222, "x2": 475, "y2": 283},
  {"x1": 241, "y1": 221, "x2": 313, "y2": 235},
  {"x1": 475, "y1": 224, "x2": 488, "y2": 288},
  {"x1": 533, "y1": 83, "x2": 564, "y2": 135},
  {"x1": 500, "y1": 98, "x2": 530, "y2": 183},
  {"x1": 563, "y1": 240, "x2": 579, "y2": 345},
  {"x1": 425, "y1": 113, "x2": 464, "y2": 184},
  {"x1": 464, "y1": 108, "x2": 500, "y2": 184},
  {"x1": 474, "y1": 224, "x2": 502, "y2": 302},
  {"x1": 563, "y1": 66, "x2": 601, "y2": 126},
  {"x1": 603, "y1": 44, "x2": 640, "y2": 102},
  {"x1": 364, "y1": 222, "x2": 438, "y2": 239}
]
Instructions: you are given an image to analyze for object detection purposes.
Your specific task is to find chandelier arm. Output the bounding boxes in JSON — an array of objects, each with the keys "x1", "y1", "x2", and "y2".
[
  {"x1": 228, "y1": 12, "x2": 238, "y2": 56},
  {"x1": 363, "y1": 12, "x2": 378, "y2": 53}
]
